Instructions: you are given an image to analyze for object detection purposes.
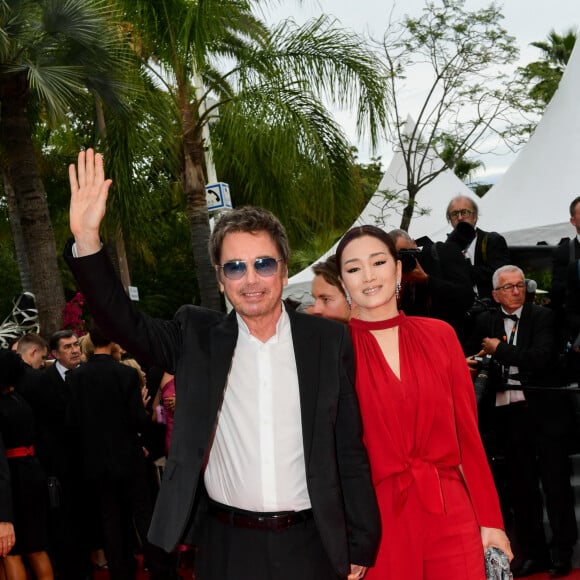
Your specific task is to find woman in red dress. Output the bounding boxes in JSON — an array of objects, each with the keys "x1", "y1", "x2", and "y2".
[{"x1": 335, "y1": 226, "x2": 512, "y2": 579}]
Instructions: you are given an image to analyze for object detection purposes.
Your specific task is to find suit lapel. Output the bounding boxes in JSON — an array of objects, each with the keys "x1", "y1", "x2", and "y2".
[
  {"x1": 516, "y1": 303, "x2": 532, "y2": 348},
  {"x1": 287, "y1": 309, "x2": 320, "y2": 468},
  {"x1": 208, "y1": 309, "x2": 239, "y2": 415}
]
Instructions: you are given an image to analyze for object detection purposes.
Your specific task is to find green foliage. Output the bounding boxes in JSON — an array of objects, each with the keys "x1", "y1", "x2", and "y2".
[{"x1": 518, "y1": 28, "x2": 577, "y2": 111}]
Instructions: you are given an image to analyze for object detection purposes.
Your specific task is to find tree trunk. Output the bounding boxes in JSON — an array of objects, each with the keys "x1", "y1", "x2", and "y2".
[
  {"x1": 0, "y1": 71, "x2": 66, "y2": 338},
  {"x1": 2, "y1": 171, "x2": 32, "y2": 291},
  {"x1": 399, "y1": 187, "x2": 418, "y2": 232},
  {"x1": 94, "y1": 97, "x2": 132, "y2": 291},
  {"x1": 180, "y1": 96, "x2": 222, "y2": 311}
]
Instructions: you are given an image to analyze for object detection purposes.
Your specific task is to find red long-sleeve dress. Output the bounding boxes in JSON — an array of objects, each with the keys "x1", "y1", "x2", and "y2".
[{"x1": 349, "y1": 313, "x2": 503, "y2": 579}]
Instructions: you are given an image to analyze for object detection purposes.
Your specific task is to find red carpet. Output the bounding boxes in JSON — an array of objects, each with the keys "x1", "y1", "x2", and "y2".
[
  {"x1": 523, "y1": 572, "x2": 580, "y2": 580},
  {"x1": 93, "y1": 565, "x2": 580, "y2": 580}
]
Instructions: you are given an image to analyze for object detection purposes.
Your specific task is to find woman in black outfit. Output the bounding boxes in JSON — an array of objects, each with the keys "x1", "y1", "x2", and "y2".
[{"x1": 0, "y1": 350, "x2": 53, "y2": 580}]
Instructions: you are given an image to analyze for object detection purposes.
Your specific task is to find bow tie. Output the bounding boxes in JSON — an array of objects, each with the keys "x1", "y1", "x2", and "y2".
[{"x1": 501, "y1": 313, "x2": 518, "y2": 322}]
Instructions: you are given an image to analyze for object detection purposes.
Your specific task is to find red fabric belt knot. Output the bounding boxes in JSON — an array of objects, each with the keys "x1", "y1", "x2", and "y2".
[
  {"x1": 394, "y1": 458, "x2": 458, "y2": 516},
  {"x1": 5, "y1": 445, "x2": 35, "y2": 458}
]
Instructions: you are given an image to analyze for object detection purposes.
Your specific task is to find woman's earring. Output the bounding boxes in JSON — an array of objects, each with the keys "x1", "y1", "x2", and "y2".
[
  {"x1": 343, "y1": 287, "x2": 352, "y2": 308},
  {"x1": 396, "y1": 280, "x2": 401, "y2": 301}
]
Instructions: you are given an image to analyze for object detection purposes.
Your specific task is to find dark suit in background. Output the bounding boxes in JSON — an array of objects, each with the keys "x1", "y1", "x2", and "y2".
[
  {"x1": 68, "y1": 354, "x2": 174, "y2": 580},
  {"x1": 18, "y1": 362, "x2": 90, "y2": 579},
  {"x1": 552, "y1": 237, "x2": 580, "y2": 315},
  {"x1": 465, "y1": 303, "x2": 577, "y2": 568},
  {"x1": 399, "y1": 237, "x2": 474, "y2": 342},
  {"x1": 65, "y1": 245, "x2": 380, "y2": 580},
  {"x1": 471, "y1": 229, "x2": 510, "y2": 300}
]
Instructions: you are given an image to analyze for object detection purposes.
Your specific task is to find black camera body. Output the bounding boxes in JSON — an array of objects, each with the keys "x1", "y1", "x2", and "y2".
[
  {"x1": 397, "y1": 248, "x2": 422, "y2": 273},
  {"x1": 466, "y1": 297, "x2": 496, "y2": 318},
  {"x1": 471, "y1": 354, "x2": 498, "y2": 405}
]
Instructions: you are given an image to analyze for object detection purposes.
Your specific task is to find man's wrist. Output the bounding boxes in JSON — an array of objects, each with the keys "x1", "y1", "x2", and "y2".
[{"x1": 72, "y1": 235, "x2": 102, "y2": 257}]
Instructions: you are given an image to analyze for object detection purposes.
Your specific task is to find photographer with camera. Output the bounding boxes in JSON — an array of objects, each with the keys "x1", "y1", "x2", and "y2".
[
  {"x1": 389, "y1": 228, "x2": 474, "y2": 344},
  {"x1": 446, "y1": 196, "x2": 510, "y2": 302},
  {"x1": 465, "y1": 265, "x2": 577, "y2": 578}
]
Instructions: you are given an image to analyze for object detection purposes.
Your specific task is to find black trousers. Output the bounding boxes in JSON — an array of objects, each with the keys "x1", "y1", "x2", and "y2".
[
  {"x1": 195, "y1": 510, "x2": 344, "y2": 580},
  {"x1": 484, "y1": 399, "x2": 577, "y2": 560},
  {"x1": 46, "y1": 474, "x2": 93, "y2": 580},
  {"x1": 91, "y1": 460, "x2": 175, "y2": 580}
]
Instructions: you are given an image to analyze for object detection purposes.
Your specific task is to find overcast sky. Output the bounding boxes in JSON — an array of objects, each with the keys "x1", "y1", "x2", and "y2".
[{"x1": 262, "y1": 0, "x2": 579, "y2": 181}]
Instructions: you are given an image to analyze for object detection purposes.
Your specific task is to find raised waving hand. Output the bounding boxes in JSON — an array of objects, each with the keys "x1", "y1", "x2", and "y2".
[{"x1": 68, "y1": 149, "x2": 112, "y2": 256}]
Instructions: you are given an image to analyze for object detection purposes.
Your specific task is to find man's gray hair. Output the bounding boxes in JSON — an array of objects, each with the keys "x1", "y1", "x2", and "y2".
[
  {"x1": 388, "y1": 229, "x2": 413, "y2": 244},
  {"x1": 446, "y1": 195, "x2": 479, "y2": 220},
  {"x1": 492, "y1": 265, "x2": 524, "y2": 290}
]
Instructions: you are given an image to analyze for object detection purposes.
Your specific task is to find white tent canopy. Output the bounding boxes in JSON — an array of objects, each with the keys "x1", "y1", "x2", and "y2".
[
  {"x1": 286, "y1": 41, "x2": 580, "y2": 300},
  {"x1": 287, "y1": 119, "x2": 475, "y2": 289},
  {"x1": 469, "y1": 42, "x2": 580, "y2": 246}
]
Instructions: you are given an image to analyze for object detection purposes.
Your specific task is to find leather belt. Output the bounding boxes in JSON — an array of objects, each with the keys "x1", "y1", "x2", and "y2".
[
  {"x1": 208, "y1": 502, "x2": 313, "y2": 531},
  {"x1": 5, "y1": 445, "x2": 35, "y2": 458}
]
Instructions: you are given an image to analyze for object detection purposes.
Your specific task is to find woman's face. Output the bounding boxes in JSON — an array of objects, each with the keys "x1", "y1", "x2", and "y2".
[{"x1": 339, "y1": 235, "x2": 401, "y2": 314}]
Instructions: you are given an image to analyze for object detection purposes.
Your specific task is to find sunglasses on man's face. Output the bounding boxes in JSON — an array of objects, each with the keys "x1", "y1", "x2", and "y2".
[{"x1": 218, "y1": 257, "x2": 284, "y2": 280}]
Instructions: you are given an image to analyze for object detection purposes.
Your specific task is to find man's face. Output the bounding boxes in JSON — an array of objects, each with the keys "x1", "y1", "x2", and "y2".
[
  {"x1": 216, "y1": 231, "x2": 287, "y2": 323},
  {"x1": 310, "y1": 274, "x2": 350, "y2": 324},
  {"x1": 570, "y1": 202, "x2": 580, "y2": 234},
  {"x1": 448, "y1": 198, "x2": 478, "y2": 229},
  {"x1": 53, "y1": 335, "x2": 81, "y2": 370},
  {"x1": 492, "y1": 270, "x2": 526, "y2": 313},
  {"x1": 21, "y1": 345, "x2": 48, "y2": 369}
]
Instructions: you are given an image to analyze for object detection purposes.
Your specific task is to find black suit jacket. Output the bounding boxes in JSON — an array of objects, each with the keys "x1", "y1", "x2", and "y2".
[
  {"x1": 0, "y1": 434, "x2": 12, "y2": 522},
  {"x1": 18, "y1": 364, "x2": 77, "y2": 479},
  {"x1": 472, "y1": 229, "x2": 510, "y2": 300},
  {"x1": 67, "y1": 355, "x2": 149, "y2": 480},
  {"x1": 552, "y1": 237, "x2": 580, "y2": 314},
  {"x1": 65, "y1": 247, "x2": 380, "y2": 574}
]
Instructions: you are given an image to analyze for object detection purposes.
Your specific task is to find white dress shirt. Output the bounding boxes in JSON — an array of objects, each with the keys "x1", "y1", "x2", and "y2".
[
  {"x1": 204, "y1": 307, "x2": 311, "y2": 512},
  {"x1": 496, "y1": 305, "x2": 525, "y2": 407}
]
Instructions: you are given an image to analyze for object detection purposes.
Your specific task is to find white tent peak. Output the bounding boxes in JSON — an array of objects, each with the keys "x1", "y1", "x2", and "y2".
[
  {"x1": 473, "y1": 40, "x2": 580, "y2": 246},
  {"x1": 287, "y1": 116, "x2": 474, "y2": 287}
]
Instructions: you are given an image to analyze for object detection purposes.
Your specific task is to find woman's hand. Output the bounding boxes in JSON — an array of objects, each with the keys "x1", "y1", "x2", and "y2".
[{"x1": 481, "y1": 526, "x2": 513, "y2": 561}]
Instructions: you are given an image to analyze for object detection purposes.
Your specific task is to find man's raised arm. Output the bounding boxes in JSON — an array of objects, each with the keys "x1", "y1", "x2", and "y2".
[{"x1": 68, "y1": 148, "x2": 112, "y2": 256}]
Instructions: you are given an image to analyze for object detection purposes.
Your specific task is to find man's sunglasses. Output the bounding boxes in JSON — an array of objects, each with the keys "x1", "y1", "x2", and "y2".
[{"x1": 218, "y1": 257, "x2": 284, "y2": 280}]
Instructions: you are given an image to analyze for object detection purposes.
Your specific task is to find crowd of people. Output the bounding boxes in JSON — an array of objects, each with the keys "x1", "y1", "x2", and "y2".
[{"x1": 1, "y1": 149, "x2": 580, "y2": 580}]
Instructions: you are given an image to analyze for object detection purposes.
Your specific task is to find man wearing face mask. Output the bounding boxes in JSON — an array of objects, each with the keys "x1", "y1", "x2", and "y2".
[{"x1": 446, "y1": 195, "x2": 510, "y2": 302}]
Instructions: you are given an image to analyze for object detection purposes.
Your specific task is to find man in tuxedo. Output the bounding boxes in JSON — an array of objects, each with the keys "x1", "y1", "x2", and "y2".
[
  {"x1": 0, "y1": 434, "x2": 16, "y2": 557},
  {"x1": 465, "y1": 265, "x2": 577, "y2": 578},
  {"x1": 18, "y1": 330, "x2": 91, "y2": 579},
  {"x1": 65, "y1": 149, "x2": 380, "y2": 580},
  {"x1": 68, "y1": 324, "x2": 175, "y2": 580},
  {"x1": 446, "y1": 195, "x2": 509, "y2": 301}
]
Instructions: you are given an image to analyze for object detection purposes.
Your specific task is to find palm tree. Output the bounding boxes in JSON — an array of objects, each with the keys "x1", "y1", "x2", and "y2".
[
  {"x1": 0, "y1": 0, "x2": 135, "y2": 335},
  {"x1": 520, "y1": 28, "x2": 577, "y2": 108},
  {"x1": 117, "y1": 0, "x2": 389, "y2": 310}
]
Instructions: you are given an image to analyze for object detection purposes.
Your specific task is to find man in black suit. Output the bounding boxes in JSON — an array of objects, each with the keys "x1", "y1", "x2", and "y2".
[
  {"x1": 16, "y1": 333, "x2": 48, "y2": 369},
  {"x1": 446, "y1": 195, "x2": 510, "y2": 301},
  {"x1": 65, "y1": 149, "x2": 380, "y2": 580},
  {"x1": 0, "y1": 434, "x2": 16, "y2": 557},
  {"x1": 465, "y1": 265, "x2": 577, "y2": 578},
  {"x1": 68, "y1": 325, "x2": 175, "y2": 580},
  {"x1": 389, "y1": 228, "x2": 474, "y2": 342},
  {"x1": 551, "y1": 196, "x2": 580, "y2": 316},
  {"x1": 18, "y1": 330, "x2": 92, "y2": 579}
]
